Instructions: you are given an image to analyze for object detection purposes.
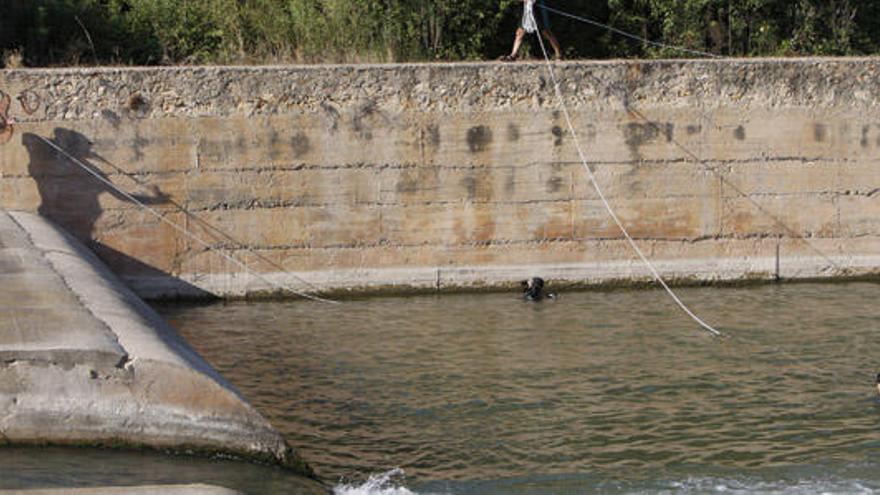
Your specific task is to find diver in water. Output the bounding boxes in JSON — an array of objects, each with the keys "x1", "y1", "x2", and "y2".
[{"x1": 522, "y1": 277, "x2": 556, "y2": 301}]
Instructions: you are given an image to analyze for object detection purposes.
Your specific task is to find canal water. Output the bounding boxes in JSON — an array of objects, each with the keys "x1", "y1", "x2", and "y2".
[
  {"x1": 153, "y1": 281, "x2": 880, "y2": 494},
  {"x1": 3, "y1": 282, "x2": 879, "y2": 494}
]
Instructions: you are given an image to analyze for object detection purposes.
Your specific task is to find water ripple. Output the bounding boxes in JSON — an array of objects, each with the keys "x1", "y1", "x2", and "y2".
[{"x1": 156, "y1": 282, "x2": 880, "y2": 488}]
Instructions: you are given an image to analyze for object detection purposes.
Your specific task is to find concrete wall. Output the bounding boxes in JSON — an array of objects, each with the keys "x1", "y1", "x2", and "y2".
[{"x1": 1, "y1": 59, "x2": 879, "y2": 297}]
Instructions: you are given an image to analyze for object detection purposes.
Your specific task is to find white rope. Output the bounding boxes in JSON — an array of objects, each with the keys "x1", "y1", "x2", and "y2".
[
  {"x1": 531, "y1": 29, "x2": 723, "y2": 337},
  {"x1": 91, "y1": 154, "x2": 337, "y2": 295},
  {"x1": 527, "y1": 5, "x2": 859, "y2": 382},
  {"x1": 539, "y1": 4, "x2": 721, "y2": 59},
  {"x1": 35, "y1": 134, "x2": 340, "y2": 305}
]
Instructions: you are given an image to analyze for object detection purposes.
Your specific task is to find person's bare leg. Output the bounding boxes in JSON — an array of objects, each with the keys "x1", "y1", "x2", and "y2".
[
  {"x1": 542, "y1": 29, "x2": 562, "y2": 60},
  {"x1": 510, "y1": 28, "x2": 526, "y2": 59}
]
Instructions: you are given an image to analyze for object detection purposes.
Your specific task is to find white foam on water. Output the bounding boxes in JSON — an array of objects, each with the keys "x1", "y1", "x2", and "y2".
[
  {"x1": 333, "y1": 468, "x2": 433, "y2": 495},
  {"x1": 662, "y1": 476, "x2": 877, "y2": 495}
]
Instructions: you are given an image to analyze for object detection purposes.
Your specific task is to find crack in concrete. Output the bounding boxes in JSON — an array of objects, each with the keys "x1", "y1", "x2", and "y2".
[
  {"x1": 10, "y1": 154, "x2": 866, "y2": 182},
  {"x1": 172, "y1": 189, "x2": 869, "y2": 214}
]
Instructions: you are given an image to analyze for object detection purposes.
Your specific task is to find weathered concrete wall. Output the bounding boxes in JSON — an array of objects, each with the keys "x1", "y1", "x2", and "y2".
[
  {"x1": 1, "y1": 59, "x2": 879, "y2": 297},
  {"x1": 0, "y1": 210, "x2": 314, "y2": 478}
]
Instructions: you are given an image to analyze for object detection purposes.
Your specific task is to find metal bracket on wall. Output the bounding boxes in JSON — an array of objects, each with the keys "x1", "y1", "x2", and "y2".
[
  {"x1": 17, "y1": 89, "x2": 41, "y2": 115},
  {"x1": 0, "y1": 88, "x2": 43, "y2": 144}
]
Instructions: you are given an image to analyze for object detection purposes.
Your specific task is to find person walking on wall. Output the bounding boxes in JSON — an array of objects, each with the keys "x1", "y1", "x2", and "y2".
[{"x1": 500, "y1": 0, "x2": 562, "y2": 61}]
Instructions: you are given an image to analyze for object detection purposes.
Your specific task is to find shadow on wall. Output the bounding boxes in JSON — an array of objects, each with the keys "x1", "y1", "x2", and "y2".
[{"x1": 21, "y1": 129, "x2": 213, "y2": 299}]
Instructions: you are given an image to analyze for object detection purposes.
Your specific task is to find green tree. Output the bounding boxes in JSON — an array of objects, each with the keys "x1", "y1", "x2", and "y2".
[
  {"x1": 121, "y1": 0, "x2": 242, "y2": 64},
  {"x1": 2, "y1": 0, "x2": 880, "y2": 67}
]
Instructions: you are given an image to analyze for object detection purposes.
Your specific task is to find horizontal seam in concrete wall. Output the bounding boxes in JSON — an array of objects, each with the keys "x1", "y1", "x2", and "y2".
[{"x1": 172, "y1": 234, "x2": 844, "y2": 252}]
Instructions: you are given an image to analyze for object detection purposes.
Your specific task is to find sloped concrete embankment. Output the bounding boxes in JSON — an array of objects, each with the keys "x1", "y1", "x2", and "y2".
[{"x1": 0, "y1": 210, "x2": 313, "y2": 477}]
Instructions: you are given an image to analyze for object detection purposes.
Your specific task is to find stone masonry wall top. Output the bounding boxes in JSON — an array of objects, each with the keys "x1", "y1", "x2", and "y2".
[{"x1": 3, "y1": 58, "x2": 880, "y2": 121}]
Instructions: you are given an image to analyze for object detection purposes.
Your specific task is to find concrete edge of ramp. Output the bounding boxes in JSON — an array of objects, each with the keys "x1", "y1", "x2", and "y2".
[{"x1": 0, "y1": 211, "x2": 314, "y2": 478}]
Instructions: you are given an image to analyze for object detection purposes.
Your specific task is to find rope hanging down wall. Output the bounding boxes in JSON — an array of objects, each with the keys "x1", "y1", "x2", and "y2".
[
  {"x1": 526, "y1": 4, "x2": 723, "y2": 337},
  {"x1": 539, "y1": 3, "x2": 850, "y2": 278},
  {"x1": 33, "y1": 134, "x2": 340, "y2": 305}
]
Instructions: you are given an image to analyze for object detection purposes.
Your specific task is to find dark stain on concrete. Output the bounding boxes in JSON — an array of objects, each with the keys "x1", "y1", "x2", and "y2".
[
  {"x1": 101, "y1": 110, "x2": 121, "y2": 129},
  {"x1": 352, "y1": 100, "x2": 382, "y2": 141},
  {"x1": 551, "y1": 126, "x2": 564, "y2": 146},
  {"x1": 321, "y1": 102, "x2": 341, "y2": 132},
  {"x1": 221, "y1": 140, "x2": 235, "y2": 160},
  {"x1": 583, "y1": 123, "x2": 597, "y2": 142},
  {"x1": 396, "y1": 171, "x2": 419, "y2": 194},
  {"x1": 466, "y1": 125, "x2": 492, "y2": 153},
  {"x1": 734, "y1": 125, "x2": 746, "y2": 140},
  {"x1": 126, "y1": 93, "x2": 150, "y2": 117},
  {"x1": 505, "y1": 168, "x2": 516, "y2": 193},
  {"x1": 351, "y1": 117, "x2": 365, "y2": 135},
  {"x1": 461, "y1": 175, "x2": 478, "y2": 199},
  {"x1": 268, "y1": 129, "x2": 281, "y2": 161},
  {"x1": 291, "y1": 132, "x2": 310, "y2": 157},
  {"x1": 663, "y1": 123, "x2": 674, "y2": 142},
  {"x1": 131, "y1": 130, "x2": 148, "y2": 162},
  {"x1": 425, "y1": 124, "x2": 441, "y2": 148},
  {"x1": 622, "y1": 122, "x2": 660, "y2": 159},
  {"x1": 621, "y1": 121, "x2": 674, "y2": 159},
  {"x1": 814, "y1": 123, "x2": 827, "y2": 143},
  {"x1": 507, "y1": 123, "x2": 520, "y2": 142}
]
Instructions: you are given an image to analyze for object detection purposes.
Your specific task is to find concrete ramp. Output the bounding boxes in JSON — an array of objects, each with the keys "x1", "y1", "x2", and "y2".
[{"x1": 0, "y1": 211, "x2": 312, "y2": 476}]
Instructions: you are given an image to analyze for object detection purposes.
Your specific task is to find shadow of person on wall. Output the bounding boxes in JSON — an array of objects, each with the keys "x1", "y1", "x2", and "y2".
[
  {"x1": 23, "y1": 129, "x2": 169, "y2": 240},
  {"x1": 22, "y1": 128, "x2": 212, "y2": 299}
]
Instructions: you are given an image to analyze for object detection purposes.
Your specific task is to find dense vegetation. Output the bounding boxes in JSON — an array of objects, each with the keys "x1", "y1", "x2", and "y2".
[{"x1": 1, "y1": 0, "x2": 877, "y2": 67}]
